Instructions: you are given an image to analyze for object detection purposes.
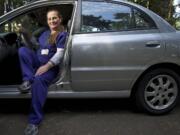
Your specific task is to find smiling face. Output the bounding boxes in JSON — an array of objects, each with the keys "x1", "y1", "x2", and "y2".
[{"x1": 47, "y1": 10, "x2": 61, "y2": 31}]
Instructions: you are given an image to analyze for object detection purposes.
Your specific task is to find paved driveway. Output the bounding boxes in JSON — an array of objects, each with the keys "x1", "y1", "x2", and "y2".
[{"x1": 0, "y1": 98, "x2": 180, "y2": 135}]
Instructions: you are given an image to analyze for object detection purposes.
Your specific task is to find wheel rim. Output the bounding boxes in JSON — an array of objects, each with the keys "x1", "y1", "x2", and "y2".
[{"x1": 145, "y1": 75, "x2": 178, "y2": 110}]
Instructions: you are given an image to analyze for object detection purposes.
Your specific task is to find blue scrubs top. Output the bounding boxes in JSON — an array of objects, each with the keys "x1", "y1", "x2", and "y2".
[{"x1": 37, "y1": 30, "x2": 67, "y2": 65}]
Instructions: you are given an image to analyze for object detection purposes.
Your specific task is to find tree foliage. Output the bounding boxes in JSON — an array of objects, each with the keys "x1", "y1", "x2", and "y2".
[
  {"x1": 0, "y1": 0, "x2": 26, "y2": 16},
  {"x1": 128, "y1": 0, "x2": 175, "y2": 26}
]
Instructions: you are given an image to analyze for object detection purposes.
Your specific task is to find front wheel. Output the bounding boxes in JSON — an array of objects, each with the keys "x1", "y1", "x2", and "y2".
[{"x1": 135, "y1": 68, "x2": 180, "y2": 115}]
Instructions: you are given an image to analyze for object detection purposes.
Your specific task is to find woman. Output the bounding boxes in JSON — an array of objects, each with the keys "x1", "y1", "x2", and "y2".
[{"x1": 18, "y1": 9, "x2": 67, "y2": 135}]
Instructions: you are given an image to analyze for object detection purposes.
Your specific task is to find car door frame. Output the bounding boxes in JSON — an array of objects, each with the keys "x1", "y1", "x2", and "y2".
[
  {"x1": 0, "y1": 0, "x2": 77, "y2": 90},
  {"x1": 70, "y1": 0, "x2": 166, "y2": 92}
]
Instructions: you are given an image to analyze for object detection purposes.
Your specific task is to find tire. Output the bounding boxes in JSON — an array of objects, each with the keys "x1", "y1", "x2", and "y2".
[{"x1": 135, "y1": 68, "x2": 180, "y2": 115}]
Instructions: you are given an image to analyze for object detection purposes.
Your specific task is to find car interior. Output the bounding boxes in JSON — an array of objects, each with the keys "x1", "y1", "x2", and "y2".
[{"x1": 0, "y1": 4, "x2": 73, "y2": 85}]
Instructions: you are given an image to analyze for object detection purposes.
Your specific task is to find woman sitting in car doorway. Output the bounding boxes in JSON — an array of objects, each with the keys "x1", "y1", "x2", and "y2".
[{"x1": 17, "y1": 8, "x2": 67, "y2": 135}]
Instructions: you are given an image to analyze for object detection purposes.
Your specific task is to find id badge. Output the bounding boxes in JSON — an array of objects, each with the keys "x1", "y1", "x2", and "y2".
[{"x1": 41, "y1": 49, "x2": 49, "y2": 55}]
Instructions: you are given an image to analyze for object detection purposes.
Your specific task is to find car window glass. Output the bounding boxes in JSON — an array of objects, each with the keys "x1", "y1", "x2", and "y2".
[
  {"x1": 81, "y1": 1, "x2": 133, "y2": 32},
  {"x1": 0, "y1": 4, "x2": 74, "y2": 34},
  {"x1": 0, "y1": 11, "x2": 45, "y2": 35},
  {"x1": 133, "y1": 8, "x2": 157, "y2": 29}
]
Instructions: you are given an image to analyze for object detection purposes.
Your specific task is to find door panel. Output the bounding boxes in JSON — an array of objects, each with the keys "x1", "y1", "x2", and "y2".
[{"x1": 71, "y1": 30, "x2": 164, "y2": 91}]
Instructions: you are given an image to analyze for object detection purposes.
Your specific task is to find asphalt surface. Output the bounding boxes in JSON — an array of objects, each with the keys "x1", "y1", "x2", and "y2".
[{"x1": 0, "y1": 98, "x2": 180, "y2": 135}]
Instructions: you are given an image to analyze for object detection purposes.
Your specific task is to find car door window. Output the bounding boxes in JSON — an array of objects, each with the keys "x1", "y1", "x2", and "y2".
[
  {"x1": 0, "y1": 4, "x2": 74, "y2": 34},
  {"x1": 133, "y1": 8, "x2": 157, "y2": 29},
  {"x1": 81, "y1": 0, "x2": 157, "y2": 33},
  {"x1": 81, "y1": 1, "x2": 133, "y2": 32},
  {"x1": 0, "y1": 10, "x2": 46, "y2": 34}
]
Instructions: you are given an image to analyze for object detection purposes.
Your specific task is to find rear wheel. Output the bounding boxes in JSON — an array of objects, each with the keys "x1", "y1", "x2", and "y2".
[{"x1": 135, "y1": 68, "x2": 180, "y2": 114}]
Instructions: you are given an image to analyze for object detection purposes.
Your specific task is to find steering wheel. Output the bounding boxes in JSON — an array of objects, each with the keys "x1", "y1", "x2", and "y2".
[
  {"x1": 0, "y1": 37, "x2": 8, "y2": 47},
  {"x1": 0, "y1": 37, "x2": 8, "y2": 61}
]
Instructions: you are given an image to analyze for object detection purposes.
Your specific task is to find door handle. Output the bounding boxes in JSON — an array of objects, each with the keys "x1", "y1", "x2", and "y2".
[{"x1": 145, "y1": 41, "x2": 161, "y2": 48}]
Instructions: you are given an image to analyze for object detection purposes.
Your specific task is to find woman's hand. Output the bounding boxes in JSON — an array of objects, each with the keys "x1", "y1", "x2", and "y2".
[{"x1": 35, "y1": 62, "x2": 54, "y2": 76}]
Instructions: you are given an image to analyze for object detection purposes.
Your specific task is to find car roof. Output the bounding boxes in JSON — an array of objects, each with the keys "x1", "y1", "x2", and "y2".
[{"x1": 0, "y1": 0, "x2": 176, "y2": 32}]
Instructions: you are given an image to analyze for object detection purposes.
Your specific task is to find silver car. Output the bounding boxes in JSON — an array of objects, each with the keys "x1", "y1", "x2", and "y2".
[{"x1": 0, "y1": 0, "x2": 180, "y2": 115}]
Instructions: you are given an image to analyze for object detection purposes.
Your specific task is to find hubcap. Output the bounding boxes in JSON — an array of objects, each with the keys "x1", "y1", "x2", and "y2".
[{"x1": 145, "y1": 75, "x2": 178, "y2": 110}]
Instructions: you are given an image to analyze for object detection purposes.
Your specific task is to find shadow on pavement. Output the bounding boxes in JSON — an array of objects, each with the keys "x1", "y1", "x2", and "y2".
[{"x1": 0, "y1": 98, "x2": 136, "y2": 114}]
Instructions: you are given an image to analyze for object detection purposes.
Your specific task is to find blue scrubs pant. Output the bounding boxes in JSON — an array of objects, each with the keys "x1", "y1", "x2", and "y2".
[{"x1": 18, "y1": 47, "x2": 58, "y2": 125}]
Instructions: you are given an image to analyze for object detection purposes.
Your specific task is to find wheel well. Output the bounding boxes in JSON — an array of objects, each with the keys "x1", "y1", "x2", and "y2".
[{"x1": 130, "y1": 63, "x2": 180, "y2": 98}]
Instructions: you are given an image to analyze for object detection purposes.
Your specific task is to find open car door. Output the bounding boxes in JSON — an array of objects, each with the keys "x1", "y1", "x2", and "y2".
[{"x1": 0, "y1": 1, "x2": 74, "y2": 87}]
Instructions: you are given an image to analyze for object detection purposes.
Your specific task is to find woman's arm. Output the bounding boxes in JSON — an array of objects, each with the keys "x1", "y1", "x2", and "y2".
[
  {"x1": 35, "y1": 32, "x2": 67, "y2": 76},
  {"x1": 50, "y1": 48, "x2": 64, "y2": 65}
]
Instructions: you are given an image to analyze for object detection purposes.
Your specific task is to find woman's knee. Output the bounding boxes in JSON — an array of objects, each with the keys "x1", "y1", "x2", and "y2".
[
  {"x1": 18, "y1": 47, "x2": 31, "y2": 56},
  {"x1": 18, "y1": 47, "x2": 27, "y2": 55},
  {"x1": 33, "y1": 76, "x2": 47, "y2": 85}
]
